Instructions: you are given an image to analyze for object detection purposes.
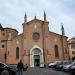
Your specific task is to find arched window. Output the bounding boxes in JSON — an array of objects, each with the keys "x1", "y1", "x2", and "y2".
[
  {"x1": 16, "y1": 47, "x2": 19, "y2": 59},
  {"x1": 54, "y1": 45, "x2": 59, "y2": 57}
]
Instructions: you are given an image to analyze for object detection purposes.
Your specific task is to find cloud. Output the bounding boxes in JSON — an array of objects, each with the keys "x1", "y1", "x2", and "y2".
[{"x1": 0, "y1": 0, "x2": 75, "y2": 38}]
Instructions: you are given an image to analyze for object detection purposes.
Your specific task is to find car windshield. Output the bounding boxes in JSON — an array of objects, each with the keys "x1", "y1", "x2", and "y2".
[{"x1": 63, "y1": 61, "x2": 72, "y2": 65}]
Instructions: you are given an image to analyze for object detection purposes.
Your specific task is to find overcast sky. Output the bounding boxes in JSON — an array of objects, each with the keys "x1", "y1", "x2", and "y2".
[{"x1": 0, "y1": 0, "x2": 75, "y2": 39}]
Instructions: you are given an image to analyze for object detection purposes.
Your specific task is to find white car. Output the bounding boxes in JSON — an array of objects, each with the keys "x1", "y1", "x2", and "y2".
[
  {"x1": 48, "y1": 61, "x2": 62, "y2": 68},
  {"x1": 48, "y1": 62, "x2": 56, "y2": 68}
]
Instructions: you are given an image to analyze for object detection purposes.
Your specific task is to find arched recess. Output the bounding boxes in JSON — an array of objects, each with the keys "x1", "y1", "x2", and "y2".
[
  {"x1": 30, "y1": 45, "x2": 44, "y2": 67},
  {"x1": 54, "y1": 45, "x2": 59, "y2": 57},
  {"x1": 16, "y1": 47, "x2": 19, "y2": 59}
]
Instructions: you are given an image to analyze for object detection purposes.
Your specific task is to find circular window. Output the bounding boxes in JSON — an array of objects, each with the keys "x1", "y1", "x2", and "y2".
[{"x1": 32, "y1": 32, "x2": 40, "y2": 40}]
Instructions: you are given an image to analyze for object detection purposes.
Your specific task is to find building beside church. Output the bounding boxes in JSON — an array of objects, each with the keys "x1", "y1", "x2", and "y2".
[
  {"x1": 0, "y1": 12, "x2": 69, "y2": 67},
  {"x1": 68, "y1": 38, "x2": 75, "y2": 60}
]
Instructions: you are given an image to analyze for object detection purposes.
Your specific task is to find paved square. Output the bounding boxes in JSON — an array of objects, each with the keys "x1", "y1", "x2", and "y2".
[{"x1": 16, "y1": 68, "x2": 69, "y2": 75}]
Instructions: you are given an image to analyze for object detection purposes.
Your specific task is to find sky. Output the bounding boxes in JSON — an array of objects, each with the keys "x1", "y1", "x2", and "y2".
[{"x1": 0, "y1": 0, "x2": 75, "y2": 39}]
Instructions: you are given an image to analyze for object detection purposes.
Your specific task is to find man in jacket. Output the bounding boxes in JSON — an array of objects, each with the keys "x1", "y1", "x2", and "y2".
[{"x1": 17, "y1": 60, "x2": 24, "y2": 75}]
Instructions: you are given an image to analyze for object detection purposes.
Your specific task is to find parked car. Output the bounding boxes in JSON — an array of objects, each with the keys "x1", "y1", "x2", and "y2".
[
  {"x1": 63, "y1": 61, "x2": 75, "y2": 72},
  {"x1": 54, "y1": 61, "x2": 63, "y2": 70},
  {"x1": 0, "y1": 62, "x2": 16, "y2": 75},
  {"x1": 63, "y1": 64, "x2": 72, "y2": 72},
  {"x1": 69, "y1": 62, "x2": 75, "y2": 75},
  {"x1": 48, "y1": 62, "x2": 56, "y2": 68},
  {"x1": 69, "y1": 61, "x2": 75, "y2": 71},
  {"x1": 55, "y1": 60, "x2": 72, "y2": 71},
  {"x1": 48, "y1": 61, "x2": 62, "y2": 68}
]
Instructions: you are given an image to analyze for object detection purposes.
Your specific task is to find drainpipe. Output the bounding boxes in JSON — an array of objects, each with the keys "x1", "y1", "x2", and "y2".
[
  {"x1": 42, "y1": 21, "x2": 47, "y2": 67},
  {"x1": 5, "y1": 29, "x2": 8, "y2": 63},
  {"x1": 61, "y1": 36, "x2": 65, "y2": 60}
]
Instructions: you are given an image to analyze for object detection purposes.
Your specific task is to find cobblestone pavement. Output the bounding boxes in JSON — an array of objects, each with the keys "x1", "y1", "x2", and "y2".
[{"x1": 16, "y1": 68, "x2": 69, "y2": 75}]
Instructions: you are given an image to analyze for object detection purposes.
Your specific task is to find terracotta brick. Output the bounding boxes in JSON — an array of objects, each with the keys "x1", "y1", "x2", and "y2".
[{"x1": 0, "y1": 19, "x2": 69, "y2": 67}]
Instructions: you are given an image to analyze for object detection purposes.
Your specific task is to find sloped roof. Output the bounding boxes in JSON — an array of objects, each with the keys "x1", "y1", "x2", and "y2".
[
  {"x1": 3, "y1": 27, "x2": 18, "y2": 33},
  {"x1": 49, "y1": 31, "x2": 68, "y2": 38},
  {"x1": 22, "y1": 18, "x2": 49, "y2": 25}
]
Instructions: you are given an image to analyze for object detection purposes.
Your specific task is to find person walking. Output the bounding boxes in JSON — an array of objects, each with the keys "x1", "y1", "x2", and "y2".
[
  {"x1": 17, "y1": 60, "x2": 24, "y2": 75},
  {"x1": 23, "y1": 64, "x2": 28, "y2": 71}
]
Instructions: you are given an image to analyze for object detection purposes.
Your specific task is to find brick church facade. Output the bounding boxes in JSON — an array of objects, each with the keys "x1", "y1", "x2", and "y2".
[{"x1": 0, "y1": 12, "x2": 69, "y2": 67}]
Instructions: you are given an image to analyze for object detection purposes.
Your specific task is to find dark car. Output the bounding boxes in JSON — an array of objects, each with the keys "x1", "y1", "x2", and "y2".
[
  {"x1": 54, "y1": 61, "x2": 63, "y2": 70},
  {"x1": 0, "y1": 62, "x2": 16, "y2": 75}
]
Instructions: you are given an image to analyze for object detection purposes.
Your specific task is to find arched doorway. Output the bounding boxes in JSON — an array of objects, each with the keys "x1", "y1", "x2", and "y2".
[
  {"x1": 30, "y1": 45, "x2": 44, "y2": 67},
  {"x1": 34, "y1": 49, "x2": 41, "y2": 67}
]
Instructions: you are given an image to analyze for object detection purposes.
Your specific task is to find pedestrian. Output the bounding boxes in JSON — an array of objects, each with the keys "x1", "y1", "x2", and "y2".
[
  {"x1": 23, "y1": 64, "x2": 28, "y2": 71},
  {"x1": 25, "y1": 64, "x2": 28, "y2": 71},
  {"x1": 17, "y1": 60, "x2": 24, "y2": 75},
  {"x1": 26, "y1": 64, "x2": 28, "y2": 69}
]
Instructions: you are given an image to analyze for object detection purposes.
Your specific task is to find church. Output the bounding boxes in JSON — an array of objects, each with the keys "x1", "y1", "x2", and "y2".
[{"x1": 0, "y1": 12, "x2": 69, "y2": 67}]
